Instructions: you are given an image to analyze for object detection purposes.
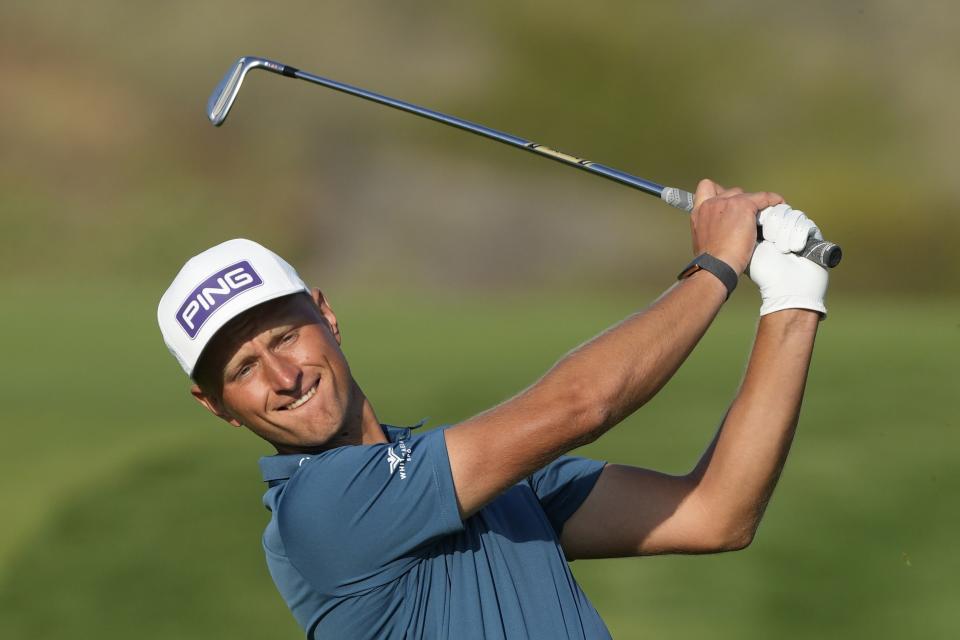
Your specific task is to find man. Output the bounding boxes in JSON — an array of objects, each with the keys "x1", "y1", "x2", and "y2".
[{"x1": 157, "y1": 179, "x2": 829, "y2": 639}]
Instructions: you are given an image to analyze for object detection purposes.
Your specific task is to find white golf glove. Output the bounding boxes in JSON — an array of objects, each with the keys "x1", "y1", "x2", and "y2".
[{"x1": 747, "y1": 204, "x2": 829, "y2": 318}]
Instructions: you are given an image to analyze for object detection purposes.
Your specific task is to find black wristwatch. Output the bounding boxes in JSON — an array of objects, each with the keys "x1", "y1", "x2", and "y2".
[{"x1": 677, "y1": 253, "x2": 738, "y2": 300}]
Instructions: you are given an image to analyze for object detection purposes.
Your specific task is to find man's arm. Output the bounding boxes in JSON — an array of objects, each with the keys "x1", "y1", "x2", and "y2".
[
  {"x1": 559, "y1": 308, "x2": 819, "y2": 558},
  {"x1": 444, "y1": 181, "x2": 781, "y2": 518}
]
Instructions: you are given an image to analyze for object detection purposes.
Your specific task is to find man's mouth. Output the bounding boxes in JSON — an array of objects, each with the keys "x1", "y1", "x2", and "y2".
[{"x1": 282, "y1": 380, "x2": 319, "y2": 411}]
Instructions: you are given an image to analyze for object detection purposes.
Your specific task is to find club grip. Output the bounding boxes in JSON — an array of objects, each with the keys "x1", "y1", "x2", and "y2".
[
  {"x1": 800, "y1": 237, "x2": 842, "y2": 268},
  {"x1": 660, "y1": 187, "x2": 842, "y2": 269}
]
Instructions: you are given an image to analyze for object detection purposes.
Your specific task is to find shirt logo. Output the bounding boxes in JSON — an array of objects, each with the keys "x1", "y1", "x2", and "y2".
[
  {"x1": 387, "y1": 448, "x2": 403, "y2": 475},
  {"x1": 386, "y1": 440, "x2": 412, "y2": 479},
  {"x1": 176, "y1": 260, "x2": 263, "y2": 339}
]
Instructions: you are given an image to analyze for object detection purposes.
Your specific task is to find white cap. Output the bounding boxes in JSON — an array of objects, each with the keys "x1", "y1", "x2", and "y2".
[{"x1": 158, "y1": 238, "x2": 309, "y2": 377}]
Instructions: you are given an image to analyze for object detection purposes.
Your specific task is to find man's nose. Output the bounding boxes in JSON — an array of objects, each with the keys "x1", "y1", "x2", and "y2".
[{"x1": 262, "y1": 351, "x2": 301, "y2": 392}]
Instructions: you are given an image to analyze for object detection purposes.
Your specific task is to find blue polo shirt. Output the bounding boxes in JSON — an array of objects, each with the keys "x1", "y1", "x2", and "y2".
[{"x1": 259, "y1": 424, "x2": 610, "y2": 639}]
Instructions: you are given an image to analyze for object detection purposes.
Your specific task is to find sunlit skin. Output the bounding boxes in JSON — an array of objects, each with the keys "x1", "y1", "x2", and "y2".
[{"x1": 191, "y1": 289, "x2": 386, "y2": 454}]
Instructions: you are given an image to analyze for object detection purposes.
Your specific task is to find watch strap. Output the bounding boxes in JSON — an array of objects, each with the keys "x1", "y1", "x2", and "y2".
[{"x1": 677, "y1": 253, "x2": 738, "y2": 300}]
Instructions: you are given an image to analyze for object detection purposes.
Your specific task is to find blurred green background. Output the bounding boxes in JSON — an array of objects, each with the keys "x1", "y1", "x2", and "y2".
[{"x1": 1, "y1": 1, "x2": 956, "y2": 638}]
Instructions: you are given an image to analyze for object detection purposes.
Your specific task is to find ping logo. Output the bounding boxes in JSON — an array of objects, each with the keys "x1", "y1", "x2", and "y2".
[{"x1": 176, "y1": 260, "x2": 263, "y2": 338}]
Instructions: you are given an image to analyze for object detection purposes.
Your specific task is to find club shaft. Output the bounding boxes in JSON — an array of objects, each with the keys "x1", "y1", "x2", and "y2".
[{"x1": 288, "y1": 67, "x2": 667, "y2": 199}]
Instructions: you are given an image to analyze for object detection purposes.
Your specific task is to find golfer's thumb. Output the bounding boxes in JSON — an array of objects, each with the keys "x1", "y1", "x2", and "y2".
[{"x1": 693, "y1": 178, "x2": 721, "y2": 212}]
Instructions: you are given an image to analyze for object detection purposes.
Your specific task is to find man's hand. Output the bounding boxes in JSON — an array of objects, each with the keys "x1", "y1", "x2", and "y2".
[
  {"x1": 749, "y1": 204, "x2": 829, "y2": 317},
  {"x1": 691, "y1": 179, "x2": 785, "y2": 274}
]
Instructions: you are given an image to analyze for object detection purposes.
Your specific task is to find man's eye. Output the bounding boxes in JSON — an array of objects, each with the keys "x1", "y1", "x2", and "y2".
[
  {"x1": 281, "y1": 331, "x2": 298, "y2": 345},
  {"x1": 236, "y1": 364, "x2": 253, "y2": 380}
]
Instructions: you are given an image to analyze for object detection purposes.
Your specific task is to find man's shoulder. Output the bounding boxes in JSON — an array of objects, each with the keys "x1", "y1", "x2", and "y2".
[{"x1": 276, "y1": 426, "x2": 448, "y2": 512}]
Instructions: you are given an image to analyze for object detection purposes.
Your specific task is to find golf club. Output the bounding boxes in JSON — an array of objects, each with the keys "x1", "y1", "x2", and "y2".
[{"x1": 207, "y1": 56, "x2": 842, "y2": 269}]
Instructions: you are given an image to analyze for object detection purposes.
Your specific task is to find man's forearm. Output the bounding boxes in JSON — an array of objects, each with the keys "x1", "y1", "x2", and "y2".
[
  {"x1": 542, "y1": 269, "x2": 728, "y2": 437},
  {"x1": 446, "y1": 269, "x2": 731, "y2": 519},
  {"x1": 690, "y1": 309, "x2": 819, "y2": 545}
]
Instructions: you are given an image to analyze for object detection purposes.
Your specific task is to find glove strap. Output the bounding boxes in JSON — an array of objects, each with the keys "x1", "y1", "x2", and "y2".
[{"x1": 677, "y1": 253, "x2": 738, "y2": 300}]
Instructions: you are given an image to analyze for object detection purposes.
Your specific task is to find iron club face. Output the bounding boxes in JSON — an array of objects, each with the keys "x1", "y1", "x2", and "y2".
[{"x1": 207, "y1": 56, "x2": 290, "y2": 126}]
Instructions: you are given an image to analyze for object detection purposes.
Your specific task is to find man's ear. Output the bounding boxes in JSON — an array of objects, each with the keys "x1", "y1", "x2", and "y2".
[
  {"x1": 191, "y1": 384, "x2": 243, "y2": 428},
  {"x1": 310, "y1": 287, "x2": 341, "y2": 345}
]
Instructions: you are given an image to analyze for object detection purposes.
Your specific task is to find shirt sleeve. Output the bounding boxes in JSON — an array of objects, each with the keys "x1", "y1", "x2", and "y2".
[
  {"x1": 277, "y1": 428, "x2": 463, "y2": 596},
  {"x1": 529, "y1": 456, "x2": 607, "y2": 538}
]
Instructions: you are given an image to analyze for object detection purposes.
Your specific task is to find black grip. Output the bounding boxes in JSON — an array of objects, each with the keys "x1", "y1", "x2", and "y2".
[
  {"x1": 753, "y1": 227, "x2": 842, "y2": 269},
  {"x1": 800, "y1": 237, "x2": 842, "y2": 268}
]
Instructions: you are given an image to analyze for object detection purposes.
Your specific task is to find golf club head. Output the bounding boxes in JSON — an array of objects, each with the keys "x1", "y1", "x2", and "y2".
[{"x1": 207, "y1": 56, "x2": 289, "y2": 126}]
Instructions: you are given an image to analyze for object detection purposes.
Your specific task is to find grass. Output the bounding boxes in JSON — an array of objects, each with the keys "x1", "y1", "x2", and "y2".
[{"x1": 0, "y1": 283, "x2": 956, "y2": 638}]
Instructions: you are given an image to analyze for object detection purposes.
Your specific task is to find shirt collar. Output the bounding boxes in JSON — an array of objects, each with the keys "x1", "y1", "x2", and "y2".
[{"x1": 258, "y1": 420, "x2": 426, "y2": 483}]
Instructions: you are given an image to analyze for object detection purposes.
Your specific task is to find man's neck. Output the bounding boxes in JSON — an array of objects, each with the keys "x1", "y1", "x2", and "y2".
[{"x1": 357, "y1": 395, "x2": 388, "y2": 445}]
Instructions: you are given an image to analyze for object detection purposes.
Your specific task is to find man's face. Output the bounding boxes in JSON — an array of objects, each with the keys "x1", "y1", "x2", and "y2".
[{"x1": 192, "y1": 290, "x2": 358, "y2": 452}]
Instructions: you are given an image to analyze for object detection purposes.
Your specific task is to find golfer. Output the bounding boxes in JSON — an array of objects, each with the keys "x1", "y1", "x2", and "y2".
[{"x1": 158, "y1": 179, "x2": 828, "y2": 639}]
